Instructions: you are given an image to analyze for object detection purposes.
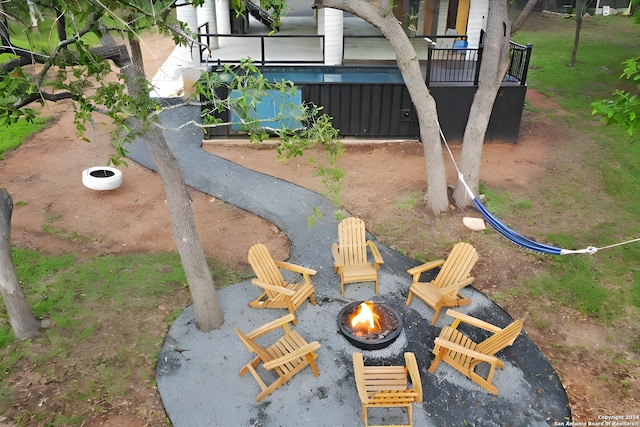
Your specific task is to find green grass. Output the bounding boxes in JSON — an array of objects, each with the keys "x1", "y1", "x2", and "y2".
[
  {"x1": 0, "y1": 248, "x2": 250, "y2": 424},
  {"x1": 511, "y1": 15, "x2": 640, "y2": 111},
  {"x1": 0, "y1": 15, "x2": 101, "y2": 64},
  {"x1": 0, "y1": 117, "x2": 51, "y2": 159},
  {"x1": 508, "y1": 15, "x2": 640, "y2": 323},
  {"x1": 478, "y1": 182, "x2": 533, "y2": 215},
  {"x1": 528, "y1": 255, "x2": 620, "y2": 322},
  {"x1": 393, "y1": 190, "x2": 422, "y2": 211}
]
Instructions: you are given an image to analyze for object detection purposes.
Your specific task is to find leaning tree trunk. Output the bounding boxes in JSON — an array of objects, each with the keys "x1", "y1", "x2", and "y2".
[
  {"x1": 141, "y1": 127, "x2": 224, "y2": 331},
  {"x1": 0, "y1": 189, "x2": 42, "y2": 340},
  {"x1": 313, "y1": 0, "x2": 450, "y2": 215},
  {"x1": 101, "y1": 31, "x2": 224, "y2": 331},
  {"x1": 452, "y1": 0, "x2": 511, "y2": 208},
  {"x1": 511, "y1": 0, "x2": 539, "y2": 34}
]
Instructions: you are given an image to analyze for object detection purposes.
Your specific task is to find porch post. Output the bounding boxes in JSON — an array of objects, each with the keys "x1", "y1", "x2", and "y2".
[
  {"x1": 319, "y1": 8, "x2": 344, "y2": 65},
  {"x1": 176, "y1": 0, "x2": 201, "y2": 67},
  {"x1": 215, "y1": 0, "x2": 231, "y2": 35}
]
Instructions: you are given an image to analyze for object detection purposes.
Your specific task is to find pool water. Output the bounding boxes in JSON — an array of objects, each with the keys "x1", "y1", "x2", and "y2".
[{"x1": 262, "y1": 67, "x2": 405, "y2": 84}]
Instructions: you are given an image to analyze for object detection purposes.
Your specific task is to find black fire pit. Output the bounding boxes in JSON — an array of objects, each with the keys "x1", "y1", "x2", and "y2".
[{"x1": 337, "y1": 301, "x2": 403, "y2": 350}]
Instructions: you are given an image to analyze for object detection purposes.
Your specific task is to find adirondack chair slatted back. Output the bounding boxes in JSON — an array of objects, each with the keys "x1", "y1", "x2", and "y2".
[
  {"x1": 235, "y1": 315, "x2": 321, "y2": 402},
  {"x1": 271, "y1": 330, "x2": 308, "y2": 375},
  {"x1": 429, "y1": 311, "x2": 522, "y2": 395},
  {"x1": 362, "y1": 366, "x2": 407, "y2": 401},
  {"x1": 476, "y1": 320, "x2": 523, "y2": 357},
  {"x1": 439, "y1": 326, "x2": 477, "y2": 367},
  {"x1": 432, "y1": 242, "x2": 478, "y2": 290},
  {"x1": 248, "y1": 244, "x2": 286, "y2": 295},
  {"x1": 352, "y1": 352, "x2": 422, "y2": 427},
  {"x1": 338, "y1": 217, "x2": 369, "y2": 265}
]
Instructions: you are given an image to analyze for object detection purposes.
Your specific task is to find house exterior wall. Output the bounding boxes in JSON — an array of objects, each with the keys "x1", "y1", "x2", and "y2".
[
  {"x1": 436, "y1": 1, "x2": 449, "y2": 34},
  {"x1": 201, "y1": 70, "x2": 527, "y2": 143},
  {"x1": 466, "y1": 0, "x2": 487, "y2": 48},
  {"x1": 435, "y1": 0, "x2": 488, "y2": 48}
]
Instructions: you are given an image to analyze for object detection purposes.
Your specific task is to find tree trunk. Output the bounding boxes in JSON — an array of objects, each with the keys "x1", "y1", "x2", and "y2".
[
  {"x1": 312, "y1": 0, "x2": 449, "y2": 214},
  {"x1": 0, "y1": 189, "x2": 41, "y2": 340},
  {"x1": 127, "y1": 33, "x2": 146, "y2": 76},
  {"x1": 141, "y1": 127, "x2": 224, "y2": 331},
  {"x1": 452, "y1": 0, "x2": 511, "y2": 208},
  {"x1": 569, "y1": 0, "x2": 584, "y2": 67},
  {"x1": 511, "y1": 0, "x2": 539, "y2": 34},
  {"x1": 101, "y1": 32, "x2": 225, "y2": 331}
]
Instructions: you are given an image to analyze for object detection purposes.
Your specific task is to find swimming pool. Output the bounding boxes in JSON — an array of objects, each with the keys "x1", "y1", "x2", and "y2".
[{"x1": 261, "y1": 66, "x2": 406, "y2": 84}]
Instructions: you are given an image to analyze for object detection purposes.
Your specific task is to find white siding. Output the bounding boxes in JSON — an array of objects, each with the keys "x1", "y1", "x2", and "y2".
[
  {"x1": 434, "y1": 0, "x2": 489, "y2": 48},
  {"x1": 467, "y1": 0, "x2": 488, "y2": 48},
  {"x1": 437, "y1": 1, "x2": 449, "y2": 34}
]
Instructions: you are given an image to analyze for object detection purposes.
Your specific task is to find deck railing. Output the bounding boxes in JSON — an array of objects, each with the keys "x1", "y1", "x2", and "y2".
[
  {"x1": 506, "y1": 42, "x2": 533, "y2": 85},
  {"x1": 426, "y1": 40, "x2": 532, "y2": 86},
  {"x1": 197, "y1": 25, "x2": 532, "y2": 86},
  {"x1": 198, "y1": 23, "x2": 325, "y2": 66},
  {"x1": 426, "y1": 45, "x2": 482, "y2": 85}
]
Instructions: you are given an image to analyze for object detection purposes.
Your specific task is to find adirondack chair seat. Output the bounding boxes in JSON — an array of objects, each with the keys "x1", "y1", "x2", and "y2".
[
  {"x1": 428, "y1": 309, "x2": 523, "y2": 395},
  {"x1": 339, "y1": 264, "x2": 379, "y2": 283},
  {"x1": 406, "y1": 242, "x2": 478, "y2": 325},
  {"x1": 235, "y1": 314, "x2": 321, "y2": 402},
  {"x1": 248, "y1": 243, "x2": 317, "y2": 325},
  {"x1": 333, "y1": 217, "x2": 384, "y2": 296},
  {"x1": 352, "y1": 352, "x2": 423, "y2": 427}
]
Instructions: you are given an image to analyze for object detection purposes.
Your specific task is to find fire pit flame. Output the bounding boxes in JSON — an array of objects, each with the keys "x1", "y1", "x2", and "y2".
[
  {"x1": 350, "y1": 302, "x2": 381, "y2": 336},
  {"x1": 338, "y1": 301, "x2": 403, "y2": 350}
]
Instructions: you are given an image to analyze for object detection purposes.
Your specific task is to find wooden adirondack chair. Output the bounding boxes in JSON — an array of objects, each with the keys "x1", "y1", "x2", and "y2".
[
  {"x1": 247, "y1": 243, "x2": 316, "y2": 325},
  {"x1": 405, "y1": 242, "x2": 478, "y2": 325},
  {"x1": 352, "y1": 352, "x2": 423, "y2": 427},
  {"x1": 235, "y1": 313, "x2": 321, "y2": 402},
  {"x1": 428, "y1": 309, "x2": 523, "y2": 394},
  {"x1": 332, "y1": 217, "x2": 384, "y2": 296}
]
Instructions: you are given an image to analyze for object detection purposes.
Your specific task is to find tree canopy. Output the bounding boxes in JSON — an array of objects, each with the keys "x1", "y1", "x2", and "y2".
[{"x1": 0, "y1": 0, "x2": 343, "y2": 336}]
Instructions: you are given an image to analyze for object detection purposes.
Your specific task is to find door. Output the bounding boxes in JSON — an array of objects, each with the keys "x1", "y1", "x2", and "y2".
[
  {"x1": 455, "y1": 0, "x2": 470, "y2": 35},
  {"x1": 446, "y1": 0, "x2": 470, "y2": 34}
]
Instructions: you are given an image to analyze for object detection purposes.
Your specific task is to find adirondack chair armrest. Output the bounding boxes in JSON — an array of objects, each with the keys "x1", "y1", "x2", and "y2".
[
  {"x1": 331, "y1": 243, "x2": 343, "y2": 267},
  {"x1": 352, "y1": 352, "x2": 371, "y2": 403},
  {"x1": 407, "y1": 259, "x2": 445, "y2": 281},
  {"x1": 437, "y1": 276, "x2": 475, "y2": 295},
  {"x1": 251, "y1": 278, "x2": 297, "y2": 297},
  {"x1": 444, "y1": 309, "x2": 503, "y2": 334},
  {"x1": 275, "y1": 261, "x2": 318, "y2": 279},
  {"x1": 366, "y1": 240, "x2": 385, "y2": 266},
  {"x1": 404, "y1": 352, "x2": 423, "y2": 402},
  {"x1": 263, "y1": 341, "x2": 321, "y2": 370},
  {"x1": 246, "y1": 313, "x2": 297, "y2": 339},
  {"x1": 433, "y1": 337, "x2": 500, "y2": 365}
]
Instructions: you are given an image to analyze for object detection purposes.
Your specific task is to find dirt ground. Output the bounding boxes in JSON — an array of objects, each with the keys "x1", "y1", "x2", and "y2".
[{"x1": 1, "y1": 29, "x2": 638, "y2": 425}]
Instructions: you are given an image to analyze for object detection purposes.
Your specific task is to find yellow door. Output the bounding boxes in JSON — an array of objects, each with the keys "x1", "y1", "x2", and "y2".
[{"x1": 455, "y1": 0, "x2": 470, "y2": 35}]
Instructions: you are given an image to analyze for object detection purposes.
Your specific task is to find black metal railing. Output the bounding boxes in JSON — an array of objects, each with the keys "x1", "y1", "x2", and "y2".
[
  {"x1": 506, "y1": 42, "x2": 533, "y2": 85},
  {"x1": 198, "y1": 23, "x2": 325, "y2": 66},
  {"x1": 197, "y1": 25, "x2": 532, "y2": 86},
  {"x1": 426, "y1": 46, "x2": 482, "y2": 85}
]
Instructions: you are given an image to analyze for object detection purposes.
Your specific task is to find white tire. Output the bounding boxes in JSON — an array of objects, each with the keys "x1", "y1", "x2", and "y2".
[{"x1": 82, "y1": 166, "x2": 123, "y2": 191}]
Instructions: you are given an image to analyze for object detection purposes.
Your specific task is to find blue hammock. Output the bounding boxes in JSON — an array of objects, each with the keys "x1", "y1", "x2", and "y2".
[
  {"x1": 458, "y1": 173, "x2": 598, "y2": 255},
  {"x1": 441, "y1": 129, "x2": 637, "y2": 255}
]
